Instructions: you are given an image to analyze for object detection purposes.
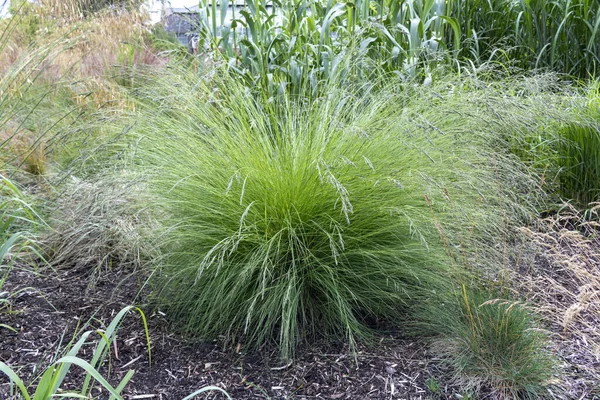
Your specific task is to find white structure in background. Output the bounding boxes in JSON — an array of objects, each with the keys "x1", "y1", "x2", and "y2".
[
  {"x1": 160, "y1": 0, "x2": 278, "y2": 49},
  {"x1": 0, "y1": 0, "x2": 10, "y2": 18},
  {"x1": 144, "y1": 0, "x2": 200, "y2": 24},
  {"x1": 162, "y1": 4, "x2": 201, "y2": 47},
  {"x1": 143, "y1": 0, "x2": 163, "y2": 23}
]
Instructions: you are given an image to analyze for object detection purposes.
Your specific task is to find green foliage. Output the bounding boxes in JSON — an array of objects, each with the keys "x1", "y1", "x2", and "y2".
[
  {"x1": 148, "y1": 23, "x2": 183, "y2": 52},
  {"x1": 0, "y1": 175, "x2": 42, "y2": 331},
  {"x1": 198, "y1": 0, "x2": 460, "y2": 93},
  {"x1": 0, "y1": 303, "x2": 231, "y2": 399},
  {"x1": 0, "y1": 306, "x2": 149, "y2": 400},
  {"x1": 120, "y1": 64, "x2": 547, "y2": 359},
  {"x1": 418, "y1": 286, "x2": 556, "y2": 399},
  {"x1": 555, "y1": 119, "x2": 600, "y2": 207},
  {"x1": 447, "y1": 0, "x2": 600, "y2": 78},
  {"x1": 194, "y1": 0, "x2": 599, "y2": 86},
  {"x1": 425, "y1": 376, "x2": 441, "y2": 394},
  {"x1": 504, "y1": 78, "x2": 600, "y2": 210}
]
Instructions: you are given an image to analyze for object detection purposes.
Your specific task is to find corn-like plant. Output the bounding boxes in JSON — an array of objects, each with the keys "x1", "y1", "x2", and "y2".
[
  {"x1": 196, "y1": 0, "x2": 460, "y2": 93},
  {"x1": 195, "y1": 0, "x2": 599, "y2": 83},
  {"x1": 0, "y1": 304, "x2": 232, "y2": 399},
  {"x1": 0, "y1": 306, "x2": 149, "y2": 399}
]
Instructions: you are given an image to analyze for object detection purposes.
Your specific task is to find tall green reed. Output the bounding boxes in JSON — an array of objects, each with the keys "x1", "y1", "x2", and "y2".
[
  {"x1": 446, "y1": 0, "x2": 600, "y2": 78},
  {"x1": 555, "y1": 119, "x2": 600, "y2": 208}
]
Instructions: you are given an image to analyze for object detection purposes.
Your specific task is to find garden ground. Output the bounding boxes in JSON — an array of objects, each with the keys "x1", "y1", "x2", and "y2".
[
  {"x1": 1, "y1": 213, "x2": 599, "y2": 399},
  {"x1": 1, "y1": 266, "x2": 436, "y2": 399}
]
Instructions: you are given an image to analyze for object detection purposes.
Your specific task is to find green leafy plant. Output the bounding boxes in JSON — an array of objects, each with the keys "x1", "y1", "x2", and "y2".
[
  {"x1": 555, "y1": 119, "x2": 600, "y2": 208},
  {"x1": 0, "y1": 175, "x2": 46, "y2": 329},
  {"x1": 425, "y1": 376, "x2": 441, "y2": 394},
  {"x1": 446, "y1": 0, "x2": 600, "y2": 78},
  {"x1": 0, "y1": 306, "x2": 149, "y2": 399},
  {"x1": 196, "y1": 0, "x2": 460, "y2": 93},
  {"x1": 0, "y1": 304, "x2": 232, "y2": 399}
]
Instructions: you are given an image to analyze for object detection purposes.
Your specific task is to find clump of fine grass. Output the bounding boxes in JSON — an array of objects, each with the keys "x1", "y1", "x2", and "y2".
[
  {"x1": 419, "y1": 286, "x2": 557, "y2": 399},
  {"x1": 0, "y1": 175, "x2": 44, "y2": 331},
  {"x1": 121, "y1": 63, "x2": 548, "y2": 359},
  {"x1": 42, "y1": 176, "x2": 156, "y2": 279}
]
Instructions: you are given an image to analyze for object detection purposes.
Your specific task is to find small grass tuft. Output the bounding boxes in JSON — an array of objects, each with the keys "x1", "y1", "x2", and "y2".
[{"x1": 420, "y1": 286, "x2": 557, "y2": 399}]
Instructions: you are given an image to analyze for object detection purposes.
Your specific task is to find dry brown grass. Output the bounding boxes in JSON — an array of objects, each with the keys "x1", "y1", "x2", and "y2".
[
  {"x1": 1, "y1": 1, "x2": 165, "y2": 85},
  {"x1": 0, "y1": 122, "x2": 47, "y2": 175},
  {"x1": 511, "y1": 205, "x2": 600, "y2": 398},
  {"x1": 1, "y1": 2, "x2": 162, "y2": 174}
]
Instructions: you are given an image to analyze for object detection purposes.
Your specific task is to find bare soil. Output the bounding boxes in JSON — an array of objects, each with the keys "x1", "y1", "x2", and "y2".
[{"x1": 0, "y1": 266, "x2": 441, "y2": 400}]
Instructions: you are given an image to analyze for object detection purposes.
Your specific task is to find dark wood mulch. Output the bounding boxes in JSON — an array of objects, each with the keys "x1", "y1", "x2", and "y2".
[{"x1": 0, "y1": 266, "x2": 445, "y2": 400}]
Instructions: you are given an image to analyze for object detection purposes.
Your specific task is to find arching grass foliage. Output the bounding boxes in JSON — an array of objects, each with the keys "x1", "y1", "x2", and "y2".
[{"x1": 123, "y1": 65, "x2": 547, "y2": 359}]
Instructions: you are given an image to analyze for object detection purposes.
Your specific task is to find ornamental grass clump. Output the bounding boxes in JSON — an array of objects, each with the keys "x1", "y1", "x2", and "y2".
[
  {"x1": 41, "y1": 175, "x2": 158, "y2": 280},
  {"x1": 124, "y1": 65, "x2": 540, "y2": 358},
  {"x1": 419, "y1": 287, "x2": 557, "y2": 399}
]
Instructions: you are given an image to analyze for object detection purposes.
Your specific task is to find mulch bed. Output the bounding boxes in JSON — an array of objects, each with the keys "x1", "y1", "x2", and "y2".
[
  {"x1": 4, "y1": 216, "x2": 599, "y2": 399},
  {"x1": 0, "y1": 266, "x2": 442, "y2": 400}
]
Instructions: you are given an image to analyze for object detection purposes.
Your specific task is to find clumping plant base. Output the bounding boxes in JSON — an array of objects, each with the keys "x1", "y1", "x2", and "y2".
[{"x1": 133, "y1": 75, "x2": 452, "y2": 358}]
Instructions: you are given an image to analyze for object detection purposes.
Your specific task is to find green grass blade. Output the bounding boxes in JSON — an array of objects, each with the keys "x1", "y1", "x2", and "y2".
[
  {"x1": 108, "y1": 369, "x2": 135, "y2": 400},
  {"x1": 53, "y1": 356, "x2": 125, "y2": 400},
  {"x1": 0, "y1": 362, "x2": 31, "y2": 400}
]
